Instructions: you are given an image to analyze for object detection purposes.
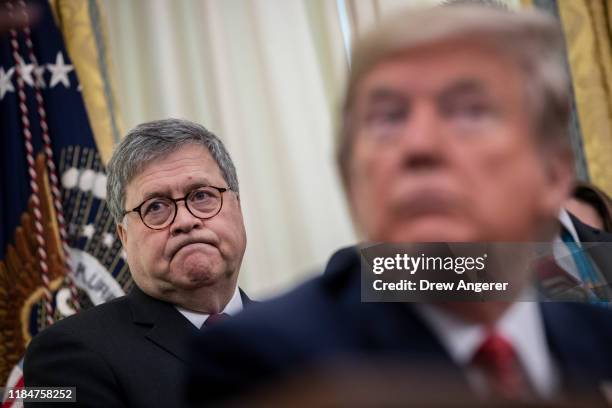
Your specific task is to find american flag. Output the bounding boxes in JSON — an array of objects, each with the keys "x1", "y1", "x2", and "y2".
[{"x1": 0, "y1": 1, "x2": 129, "y2": 406}]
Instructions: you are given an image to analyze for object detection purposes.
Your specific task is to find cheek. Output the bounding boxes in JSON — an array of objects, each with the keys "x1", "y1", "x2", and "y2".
[
  {"x1": 352, "y1": 140, "x2": 397, "y2": 182},
  {"x1": 225, "y1": 224, "x2": 246, "y2": 257},
  {"x1": 466, "y1": 133, "x2": 537, "y2": 189},
  {"x1": 350, "y1": 142, "x2": 397, "y2": 202},
  {"x1": 215, "y1": 205, "x2": 246, "y2": 257},
  {"x1": 127, "y1": 230, "x2": 168, "y2": 267},
  {"x1": 467, "y1": 146, "x2": 547, "y2": 221},
  {"x1": 348, "y1": 174, "x2": 390, "y2": 238}
]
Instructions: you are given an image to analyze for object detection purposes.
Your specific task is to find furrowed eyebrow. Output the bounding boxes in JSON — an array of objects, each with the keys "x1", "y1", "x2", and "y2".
[
  {"x1": 181, "y1": 179, "x2": 214, "y2": 195},
  {"x1": 139, "y1": 189, "x2": 172, "y2": 203},
  {"x1": 139, "y1": 179, "x2": 214, "y2": 202}
]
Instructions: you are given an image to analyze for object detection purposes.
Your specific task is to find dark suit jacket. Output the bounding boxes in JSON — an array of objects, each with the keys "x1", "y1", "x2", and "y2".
[
  {"x1": 568, "y1": 211, "x2": 612, "y2": 283},
  {"x1": 24, "y1": 286, "x2": 253, "y2": 408},
  {"x1": 188, "y1": 247, "x2": 612, "y2": 405}
]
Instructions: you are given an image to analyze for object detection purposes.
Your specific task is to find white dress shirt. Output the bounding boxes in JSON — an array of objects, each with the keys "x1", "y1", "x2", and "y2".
[
  {"x1": 175, "y1": 286, "x2": 243, "y2": 329},
  {"x1": 554, "y1": 209, "x2": 583, "y2": 281},
  {"x1": 416, "y1": 301, "x2": 559, "y2": 399}
]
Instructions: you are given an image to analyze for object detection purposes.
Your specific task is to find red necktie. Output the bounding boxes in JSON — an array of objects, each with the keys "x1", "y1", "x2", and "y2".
[
  {"x1": 471, "y1": 332, "x2": 533, "y2": 400},
  {"x1": 201, "y1": 313, "x2": 229, "y2": 330}
]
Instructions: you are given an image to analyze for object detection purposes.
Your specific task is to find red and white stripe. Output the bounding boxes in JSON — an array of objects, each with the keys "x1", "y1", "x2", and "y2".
[
  {"x1": 2, "y1": 361, "x2": 25, "y2": 408},
  {"x1": 7, "y1": 1, "x2": 54, "y2": 326},
  {"x1": 17, "y1": 0, "x2": 81, "y2": 312}
]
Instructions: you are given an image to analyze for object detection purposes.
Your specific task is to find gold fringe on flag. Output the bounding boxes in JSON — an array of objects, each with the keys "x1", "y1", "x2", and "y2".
[
  {"x1": 557, "y1": 0, "x2": 612, "y2": 196},
  {"x1": 48, "y1": 0, "x2": 124, "y2": 166}
]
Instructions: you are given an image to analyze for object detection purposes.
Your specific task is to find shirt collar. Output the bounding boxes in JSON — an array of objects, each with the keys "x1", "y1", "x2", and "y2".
[
  {"x1": 415, "y1": 299, "x2": 558, "y2": 398},
  {"x1": 175, "y1": 286, "x2": 243, "y2": 329},
  {"x1": 559, "y1": 208, "x2": 581, "y2": 246}
]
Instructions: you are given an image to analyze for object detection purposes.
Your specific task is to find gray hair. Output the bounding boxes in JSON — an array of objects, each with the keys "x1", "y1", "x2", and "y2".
[
  {"x1": 337, "y1": 5, "x2": 571, "y2": 187},
  {"x1": 106, "y1": 118, "x2": 239, "y2": 224}
]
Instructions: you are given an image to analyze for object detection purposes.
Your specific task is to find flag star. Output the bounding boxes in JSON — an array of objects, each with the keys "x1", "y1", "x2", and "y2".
[
  {"x1": 102, "y1": 232, "x2": 115, "y2": 248},
  {"x1": 47, "y1": 52, "x2": 74, "y2": 88},
  {"x1": 0, "y1": 66, "x2": 15, "y2": 100},
  {"x1": 81, "y1": 224, "x2": 95, "y2": 240},
  {"x1": 34, "y1": 65, "x2": 46, "y2": 88},
  {"x1": 15, "y1": 56, "x2": 35, "y2": 87}
]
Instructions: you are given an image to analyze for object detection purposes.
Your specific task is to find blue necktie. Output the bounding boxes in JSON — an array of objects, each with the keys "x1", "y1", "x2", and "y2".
[{"x1": 560, "y1": 228, "x2": 608, "y2": 305}]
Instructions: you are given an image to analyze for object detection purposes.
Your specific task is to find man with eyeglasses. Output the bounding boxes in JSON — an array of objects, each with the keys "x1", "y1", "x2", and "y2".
[{"x1": 24, "y1": 118, "x2": 252, "y2": 407}]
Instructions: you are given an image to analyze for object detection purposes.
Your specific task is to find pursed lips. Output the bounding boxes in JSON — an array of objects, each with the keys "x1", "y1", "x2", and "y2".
[{"x1": 168, "y1": 238, "x2": 218, "y2": 260}]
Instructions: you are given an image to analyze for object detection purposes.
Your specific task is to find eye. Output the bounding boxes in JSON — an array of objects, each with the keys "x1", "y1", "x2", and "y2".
[
  {"x1": 363, "y1": 105, "x2": 408, "y2": 142},
  {"x1": 143, "y1": 199, "x2": 170, "y2": 215},
  {"x1": 367, "y1": 107, "x2": 407, "y2": 126},
  {"x1": 454, "y1": 102, "x2": 489, "y2": 118},
  {"x1": 443, "y1": 96, "x2": 495, "y2": 124},
  {"x1": 191, "y1": 189, "x2": 214, "y2": 202}
]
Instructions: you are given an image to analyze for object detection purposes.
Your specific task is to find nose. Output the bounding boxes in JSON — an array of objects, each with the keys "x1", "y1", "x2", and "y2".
[
  {"x1": 169, "y1": 201, "x2": 203, "y2": 236},
  {"x1": 397, "y1": 102, "x2": 446, "y2": 171}
]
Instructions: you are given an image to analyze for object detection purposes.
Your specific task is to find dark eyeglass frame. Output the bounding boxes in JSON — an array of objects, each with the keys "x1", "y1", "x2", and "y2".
[{"x1": 123, "y1": 186, "x2": 229, "y2": 230}]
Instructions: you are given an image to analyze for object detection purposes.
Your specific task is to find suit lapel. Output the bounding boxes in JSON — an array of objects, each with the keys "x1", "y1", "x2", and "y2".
[
  {"x1": 240, "y1": 288, "x2": 254, "y2": 307},
  {"x1": 128, "y1": 286, "x2": 198, "y2": 363},
  {"x1": 351, "y1": 300, "x2": 472, "y2": 393},
  {"x1": 325, "y1": 248, "x2": 467, "y2": 386}
]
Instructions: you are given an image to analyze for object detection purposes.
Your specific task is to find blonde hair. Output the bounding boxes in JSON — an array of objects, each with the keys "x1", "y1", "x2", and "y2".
[{"x1": 337, "y1": 5, "x2": 571, "y2": 186}]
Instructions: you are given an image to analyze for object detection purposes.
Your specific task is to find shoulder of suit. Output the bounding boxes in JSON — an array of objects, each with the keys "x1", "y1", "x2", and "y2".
[
  {"x1": 31, "y1": 295, "x2": 132, "y2": 342},
  {"x1": 568, "y1": 211, "x2": 612, "y2": 242}
]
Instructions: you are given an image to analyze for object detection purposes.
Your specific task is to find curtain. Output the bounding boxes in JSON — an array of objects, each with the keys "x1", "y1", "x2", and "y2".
[{"x1": 556, "y1": 0, "x2": 612, "y2": 196}]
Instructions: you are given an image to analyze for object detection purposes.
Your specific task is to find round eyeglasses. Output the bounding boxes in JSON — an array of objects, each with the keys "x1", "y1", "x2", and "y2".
[{"x1": 123, "y1": 186, "x2": 229, "y2": 230}]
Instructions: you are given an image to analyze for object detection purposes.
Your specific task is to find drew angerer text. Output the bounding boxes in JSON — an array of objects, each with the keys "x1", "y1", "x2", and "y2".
[{"x1": 373, "y1": 279, "x2": 509, "y2": 293}]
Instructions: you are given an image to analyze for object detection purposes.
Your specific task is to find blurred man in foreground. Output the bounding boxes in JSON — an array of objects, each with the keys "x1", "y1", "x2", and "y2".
[
  {"x1": 189, "y1": 6, "x2": 612, "y2": 405},
  {"x1": 24, "y1": 119, "x2": 252, "y2": 407}
]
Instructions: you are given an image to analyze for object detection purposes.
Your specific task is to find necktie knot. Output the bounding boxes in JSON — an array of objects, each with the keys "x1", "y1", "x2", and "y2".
[{"x1": 472, "y1": 332, "x2": 515, "y2": 370}]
